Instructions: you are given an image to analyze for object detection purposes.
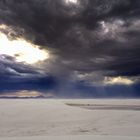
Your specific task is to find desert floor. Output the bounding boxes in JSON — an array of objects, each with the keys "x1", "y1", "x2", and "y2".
[{"x1": 0, "y1": 99, "x2": 140, "y2": 140}]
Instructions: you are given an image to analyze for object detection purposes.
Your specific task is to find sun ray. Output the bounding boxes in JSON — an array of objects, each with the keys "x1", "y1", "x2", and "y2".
[{"x1": 0, "y1": 25, "x2": 49, "y2": 64}]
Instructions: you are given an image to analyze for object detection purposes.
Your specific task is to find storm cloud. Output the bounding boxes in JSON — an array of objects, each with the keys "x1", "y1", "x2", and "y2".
[{"x1": 0, "y1": 0, "x2": 140, "y2": 97}]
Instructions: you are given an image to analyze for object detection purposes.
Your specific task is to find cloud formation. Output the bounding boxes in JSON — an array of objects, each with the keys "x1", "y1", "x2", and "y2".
[{"x1": 0, "y1": 0, "x2": 140, "y2": 97}]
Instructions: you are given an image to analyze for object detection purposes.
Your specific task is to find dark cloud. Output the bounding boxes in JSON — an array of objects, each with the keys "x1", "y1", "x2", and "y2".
[
  {"x1": 0, "y1": 55, "x2": 56, "y2": 92},
  {"x1": 0, "y1": 0, "x2": 140, "y2": 97}
]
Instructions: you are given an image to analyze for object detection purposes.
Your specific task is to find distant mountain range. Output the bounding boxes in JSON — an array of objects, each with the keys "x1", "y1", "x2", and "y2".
[{"x1": 0, "y1": 95, "x2": 53, "y2": 99}]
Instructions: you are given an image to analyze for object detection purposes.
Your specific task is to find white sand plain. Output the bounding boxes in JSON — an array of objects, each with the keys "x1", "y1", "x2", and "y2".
[{"x1": 0, "y1": 99, "x2": 140, "y2": 140}]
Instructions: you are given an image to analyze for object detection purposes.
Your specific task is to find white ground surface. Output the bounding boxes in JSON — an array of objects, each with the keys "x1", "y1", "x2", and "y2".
[{"x1": 0, "y1": 99, "x2": 140, "y2": 140}]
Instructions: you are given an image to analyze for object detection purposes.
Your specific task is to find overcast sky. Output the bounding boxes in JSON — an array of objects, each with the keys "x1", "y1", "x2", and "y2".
[{"x1": 0, "y1": 0, "x2": 140, "y2": 98}]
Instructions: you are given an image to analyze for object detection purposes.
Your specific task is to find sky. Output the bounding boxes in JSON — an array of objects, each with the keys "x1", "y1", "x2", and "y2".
[{"x1": 0, "y1": 0, "x2": 140, "y2": 98}]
